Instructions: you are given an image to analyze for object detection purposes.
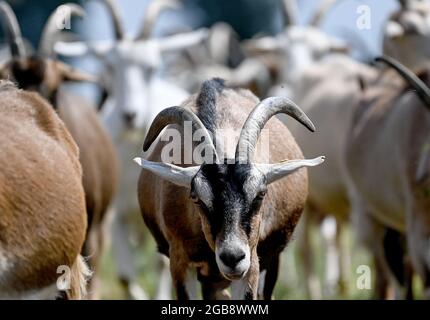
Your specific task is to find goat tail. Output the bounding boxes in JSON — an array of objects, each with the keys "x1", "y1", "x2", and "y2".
[{"x1": 67, "y1": 255, "x2": 92, "y2": 300}]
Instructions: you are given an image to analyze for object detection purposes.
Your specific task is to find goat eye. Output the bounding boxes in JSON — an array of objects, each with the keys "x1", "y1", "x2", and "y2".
[
  {"x1": 190, "y1": 192, "x2": 199, "y2": 203},
  {"x1": 257, "y1": 190, "x2": 267, "y2": 199}
]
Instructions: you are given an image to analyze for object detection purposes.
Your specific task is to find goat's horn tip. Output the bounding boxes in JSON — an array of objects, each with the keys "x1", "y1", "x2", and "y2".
[{"x1": 133, "y1": 157, "x2": 143, "y2": 166}]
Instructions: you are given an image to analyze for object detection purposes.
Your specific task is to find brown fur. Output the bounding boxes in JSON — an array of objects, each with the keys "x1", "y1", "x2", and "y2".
[
  {"x1": 0, "y1": 57, "x2": 118, "y2": 298},
  {"x1": 0, "y1": 82, "x2": 87, "y2": 298},
  {"x1": 56, "y1": 90, "x2": 118, "y2": 296},
  {"x1": 138, "y1": 87, "x2": 308, "y2": 299}
]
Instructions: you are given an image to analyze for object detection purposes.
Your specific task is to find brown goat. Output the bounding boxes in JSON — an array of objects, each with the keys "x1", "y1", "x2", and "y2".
[
  {"x1": 0, "y1": 2, "x2": 118, "y2": 298},
  {"x1": 135, "y1": 79, "x2": 324, "y2": 299},
  {"x1": 0, "y1": 81, "x2": 89, "y2": 299}
]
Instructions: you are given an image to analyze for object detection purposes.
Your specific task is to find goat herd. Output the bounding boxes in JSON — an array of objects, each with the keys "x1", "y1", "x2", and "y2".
[{"x1": 0, "y1": 0, "x2": 429, "y2": 300}]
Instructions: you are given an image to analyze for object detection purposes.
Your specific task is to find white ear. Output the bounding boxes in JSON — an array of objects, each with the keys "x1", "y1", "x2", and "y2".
[
  {"x1": 256, "y1": 156, "x2": 325, "y2": 184},
  {"x1": 385, "y1": 20, "x2": 405, "y2": 38},
  {"x1": 244, "y1": 36, "x2": 284, "y2": 53},
  {"x1": 54, "y1": 40, "x2": 114, "y2": 58},
  {"x1": 133, "y1": 157, "x2": 200, "y2": 188},
  {"x1": 156, "y1": 28, "x2": 209, "y2": 53},
  {"x1": 55, "y1": 41, "x2": 90, "y2": 56}
]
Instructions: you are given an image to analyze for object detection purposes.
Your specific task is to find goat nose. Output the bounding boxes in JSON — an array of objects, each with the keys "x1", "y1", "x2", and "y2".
[
  {"x1": 219, "y1": 248, "x2": 246, "y2": 269},
  {"x1": 123, "y1": 112, "x2": 136, "y2": 125}
]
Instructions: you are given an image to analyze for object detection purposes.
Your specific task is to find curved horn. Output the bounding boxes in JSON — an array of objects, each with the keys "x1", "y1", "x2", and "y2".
[
  {"x1": 235, "y1": 97, "x2": 315, "y2": 163},
  {"x1": 282, "y1": 0, "x2": 299, "y2": 26},
  {"x1": 0, "y1": 1, "x2": 26, "y2": 58},
  {"x1": 136, "y1": 0, "x2": 181, "y2": 40},
  {"x1": 309, "y1": 0, "x2": 337, "y2": 27},
  {"x1": 143, "y1": 106, "x2": 219, "y2": 163},
  {"x1": 376, "y1": 56, "x2": 430, "y2": 108},
  {"x1": 95, "y1": 0, "x2": 125, "y2": 40},
  {"x1": 38, "y1": 3, "x2": 85, "y2": 57}
]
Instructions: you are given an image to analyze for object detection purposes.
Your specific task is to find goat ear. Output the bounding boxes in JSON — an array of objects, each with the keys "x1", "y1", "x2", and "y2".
[
  {"x1": 133, "y1": 157, "x2": 199, "y2": 188},
  {"x1": 243, "y1": 36, "x2": 283, "y2": 54},
  {"x1": 54, "y1": 41, "x2": 114, "y2": 59},
  {"x1": 157, "y1": 28, "x2": 209, "y2": 53},
  {"x1": 57, "y1": 61, "x2": 98, "y2": 83},
  {"x1": 385, "y1": 20, "x2": 405, "y2": 38},
  {"x1": 256, "y1": 156, "x2": 325, "y2": 185}
]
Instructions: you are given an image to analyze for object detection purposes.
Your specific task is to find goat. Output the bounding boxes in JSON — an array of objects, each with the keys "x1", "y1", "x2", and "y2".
[
  {"x1": 243, "y1": 0, "x2": 346, "y2": 99},
  {"x1": 344, "y1": 56, "x2": 430, "y2": 299},
  {"x1": 0, "y1": 2, "x2": 118, "y2": 299},
  {"x1": 54, "y1": 0, "x2": 210, "y2": 299},
  {"x1": 287, "y1": 55, "x2": 379, "y2": 298},
  {"x1": 0, "y1": 81, "x2": 89, "y2": 299},
  {"x1": 279, "y1": 0, "x2": 430, "y2": 299},
  {"x1": 162, "y1": 22, "x2": 271, "y2": 97},
  {"x1": 383, "y1": 0, "x2": 430, "y2": 72},
  {"x1": 134, "y1": 79, "x2": 324, "y2": 300}
]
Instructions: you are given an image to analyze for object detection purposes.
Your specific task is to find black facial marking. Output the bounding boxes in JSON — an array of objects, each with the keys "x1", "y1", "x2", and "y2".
[
  {"x1": 192, "y1": 162, "x2": 265, "y2": 242},
  {"x1": 196, "y1": 78, "x2": 226, "y2": 138},
  {"x1": 193, "y1": 79, "x2": 265, "y2": 243}
]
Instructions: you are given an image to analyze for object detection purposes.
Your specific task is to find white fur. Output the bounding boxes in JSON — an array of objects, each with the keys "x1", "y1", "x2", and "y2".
[
  {"x1": 128, "y1": 282, "x2": 149, "y2": 300},
  {"x1": 257, "y1": 270, "x2": 267, "y2": 299},
  {"x1": 155, "y1": 255, "x2": 172, "y2": 300},
  {"x1": 194, "y1": 177, "x2": 214, "y2": 210},
  {"x1": 321, "y1": 217, "x2": 340, "y2": 296},
  {"x1": 231, "y1": 278, "x2": 248, "y2": 300},
  {"x1": 215, "y1": 233, "x2": 251, "y2": 280},
  {"x1": 184, "y1": 268, "x2": 199, "y2": 300}
]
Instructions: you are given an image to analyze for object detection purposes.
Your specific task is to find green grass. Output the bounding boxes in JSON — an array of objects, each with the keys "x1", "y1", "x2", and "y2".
[
  {"x1": 273, "y1": 223, "x2": 373, "y2": 300},
  {"x1": 98, "y1": 232, "x2": 160, "y2": 299}
]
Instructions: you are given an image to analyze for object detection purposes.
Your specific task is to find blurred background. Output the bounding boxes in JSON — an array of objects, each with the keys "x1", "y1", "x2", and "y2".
[
  {"x1": 2, "y1": 0, "x2": 398, "y2": 53},
  {"x1": 0, "y1": 0, "x2": 427, "y2": 300},
  {"x1": 0, "y1": 0, "x2": 400, "y2": 102}
]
